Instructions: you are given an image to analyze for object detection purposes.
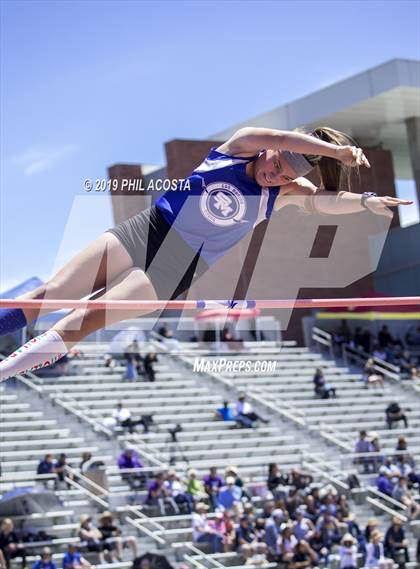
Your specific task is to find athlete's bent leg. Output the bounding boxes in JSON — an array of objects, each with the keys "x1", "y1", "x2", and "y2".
[
  {"x1": 0, "y1": 267, "x2": 157, "y2": 381},
  {"x1": 0, "y1": 232, "x2": 133, "y2": 337}
]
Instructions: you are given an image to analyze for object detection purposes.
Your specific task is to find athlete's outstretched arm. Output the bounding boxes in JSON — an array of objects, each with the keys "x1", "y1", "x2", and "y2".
[
  {"x1": 275, "y1": 178, "x2": 413, "y2": 217},
  {"x1": 218, "y1": 127, "x2": 370, "y2": 167}
]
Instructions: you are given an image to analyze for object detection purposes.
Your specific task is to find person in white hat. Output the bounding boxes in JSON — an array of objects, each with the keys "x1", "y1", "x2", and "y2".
[{"x1": 338, "y1": 533, "x2": 358, "y2": 569}]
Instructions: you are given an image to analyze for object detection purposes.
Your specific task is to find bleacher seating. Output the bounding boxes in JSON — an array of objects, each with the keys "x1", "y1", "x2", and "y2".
[{"x1": 1, "y1": 335, "x2": 419, "y2": 569}]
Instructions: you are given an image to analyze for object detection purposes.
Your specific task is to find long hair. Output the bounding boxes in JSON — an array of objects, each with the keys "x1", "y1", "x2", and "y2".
[{"x1": 295, "y1": 126, "x2": 361, "y2": 191}]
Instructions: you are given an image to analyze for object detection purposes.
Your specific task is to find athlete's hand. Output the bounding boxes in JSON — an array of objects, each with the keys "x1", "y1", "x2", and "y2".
[
  {"x1": 336, "y1": 145, "x2": 370, "y2": 168},
  {"x1": 365, "y1": 196, "x2": 413, "y2": 218}
]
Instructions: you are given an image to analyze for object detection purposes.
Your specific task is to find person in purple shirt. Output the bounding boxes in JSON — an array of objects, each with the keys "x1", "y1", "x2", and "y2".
[
  {"x1": 203, "y1": 467, "x2": 224, "y2": 510},
  {"x1": 354, "y1": 431, "x2": 375, "y2": 473},
  {"x1": 117, "y1": 447, "x2": 145, "y2": 491},
  {"x1": 144, "y1": 472, "x2": 179, "y2": 515},
  {"x1": 117, "y1": 447, "x2": 143, "y2": 469},
  {"x1": 377, "y1": 467, "x2": 394, "y2": 496}
]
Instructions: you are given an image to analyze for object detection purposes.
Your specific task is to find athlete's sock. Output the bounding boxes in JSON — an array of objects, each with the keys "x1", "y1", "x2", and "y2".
[
  {"x1": 0, "y1": 330, "x2": 68, "y2": 381},
  {"x1": 0, "y1": 308, "x2": 28, "y2": 336}
]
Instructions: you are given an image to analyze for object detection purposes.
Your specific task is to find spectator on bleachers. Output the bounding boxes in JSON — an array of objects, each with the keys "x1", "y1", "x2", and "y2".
[
  {"x1": 79, "y1": 452, "x2": 93, "y2": 473},
  {"x1": 382, "y1": 457, "x2": 401, "y2": 481},
  {"x1": 261, "y1": 501, "x2": 275, "y2": 519},
  {"x1": 0, "y1": 519, "x2": 26, "y2": 569},
  {"x1": 313, "y1": 368, "x2": 336, "y2": 399},
  {"x1": 218, "y1": 476, "x2": 243, "y2": 511},
  {"x1": 372, "y1": 341, "x2": 388, "y2": 362},
  {"x1": 62, "y1": 544, "x2": 92, "y2": 569},
  {"x1": 31, "y1": 547, "x2": 57, "y2": 569},
  {"x1": 215, "y1": 402, "x2": 252, "y2": 429},
  {"x1": 117, "y1": 446, "x2": 145, "y2": 491},
  {"x1": 397, "y1": 455, "x2": 420, "y2": 486},
  {"x1": 376, "y1": 466, "x2": 394, "y2": 496},
  {"x1": 145, "y1": 472, "x2": 179, "y2": 515},
  {"x1": 332, "y1": 320, "x2": 352, "y2": 352},
  {"x1": 338, "y1": 533, "x2": 358, "y2": 569},
  {"x1": 308, "y1": 530, "x2": 328, "y2": 566},
  {"x1": 37, "y1": 453, "x2": 55, "y2": 475},
  {"x1": 207, "y1": 511, "x2": 233, "y2": 553},
  {"x1": 267, "y1": 463, "x2": 289, "y2": 500},
  {"x1": 392, "y1": 476, "x2": 420, "y2": 518},
  {"x1": 235, "y1": 516, "x2": 265, "y2": 560},
  {"x1": 112, "y1": 402, "x2": 149, "y2": 434},
  {"x1": 378, "y1": 325, "x2": 401, "y2": 352},
  {"x1": 353, "y1": 430, "x2": 375, "y2": 473},
  {"x1": 123, "y1": 342, "x2": 140, "y2": 381},
  {"x1": 191, "y1": 502, "x2": 223, "y2": 553},
  {"x1": 363, "y1": 359, "x2": 385, "y2": 389},
  {"x1": 290, "y1": 468, "x2": 314, "y2": 491},
  {"x1": 78, "y1": 515, "x2": 110, "y2": 565},
  {"x1": 405, "y1": 324, "x2": 420, "y2": 347},
  {"x1": 366, "y1": 530, "x2": 393, "y2": 569},
  {"x1": 303, "y1": 495, "x2": 319, "y2": 523},
  {"x1": 236, "y1": 393, "x2": 269, "y2": 426},
  {"x1": 319, "y1": 493, "x2": 338, "y2": 517},
  {"x1": 117, "y1": 446, "x2": 144, "y2": 470},
  {"x1": 186, "y1": 469, "x2": 206, "y2": 502},
  {"x1": 203, "y1": 467, "x2": 224, "y2": 510},
  {"x1": 385, "y1": 402, "x2": 409, "y2": 429},
  {"x1": 215, "y1": 401, "x2": 235, "y2": 422},
  {"x1": 315, "y1": 511, "x2": 341, "y2": 550},
  {"x1": 384, "y1": 517, "x2": 410, "y2": 565},
  {"x1": 143, "y1": 352, "x2": 158, "y2": 382},
  {"x1": 336, "y1": 494, "x2": 350, "y2": 520},
  {"x1": 265, "y1": 510, "x2": 284, "y2": 556},
  {"x1": 276, "y1": 524, "x2": 297, "y2": 564},
  {"x1": 103, "y1": 353, "x2": 116, "y2": 369},
  {"x1": 395, "y1": 435, "x2": 412, "y2": 461},
  {"x1": 342, "y1": 513, "x2": 362, "y2": 546},
  {"x1": 369, "y1": 432, "x2": 384, "y2": 472},
  {"x1": 97, "y1": 511, "x2": 138, "y2": 560},
  {"x1": 293, "y1": 508, "x2": 315, "y2": 541},
  {"x1": 290, "y1": 540, "x2": 317, "y2": 569},
  {"x1": 164, "y1": 470, "x2": 193, "y2": 513},
  {"x1": 224, "y1": 466, "x2": 251, "y2": 502},
  {"x1": 157, "y1": 327, "x2": 179, "y2": 351},
  {"x1": 54, "y1": 453, "x2": 73, "y2": 489},
  {"x1": 309, "y1": 487, "x2": 322, "y2": 510},
  {"x1": 397, "y1": 349, "x2": 418, "y2": 379}
]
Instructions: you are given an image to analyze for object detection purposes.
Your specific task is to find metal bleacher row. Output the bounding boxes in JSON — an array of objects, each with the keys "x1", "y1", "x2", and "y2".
[{"x1": 1, "y1": 334, "x2": 419, "y2": 569}]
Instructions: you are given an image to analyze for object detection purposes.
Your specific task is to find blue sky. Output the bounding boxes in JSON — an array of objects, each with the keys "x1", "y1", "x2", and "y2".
[{"x1": 1, "y1": 0, "x2": 419, "y2": 290}]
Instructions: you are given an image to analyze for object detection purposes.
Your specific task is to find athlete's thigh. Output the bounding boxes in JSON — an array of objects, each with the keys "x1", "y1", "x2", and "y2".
[
  {"x1": 52, "y1": 267, "x2": 158, "y2": 343},
  {"x1": 48, "y1": 232, "x2": 134, "y2": 298}
]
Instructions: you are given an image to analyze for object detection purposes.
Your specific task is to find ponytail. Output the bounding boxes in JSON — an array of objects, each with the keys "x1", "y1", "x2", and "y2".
[{"x1": 295, "y1": 126, "x2": 361, "y2": 191}]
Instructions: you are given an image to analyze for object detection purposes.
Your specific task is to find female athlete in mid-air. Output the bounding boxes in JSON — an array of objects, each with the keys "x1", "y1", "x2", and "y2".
[{"x1": 0, "y1": 126, "x2": 413, "y2": 380}]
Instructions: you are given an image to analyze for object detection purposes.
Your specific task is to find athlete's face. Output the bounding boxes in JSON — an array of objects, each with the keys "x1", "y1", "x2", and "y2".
[{"x1": 253, "y1": 149, "x2": 298, "y2": 187}]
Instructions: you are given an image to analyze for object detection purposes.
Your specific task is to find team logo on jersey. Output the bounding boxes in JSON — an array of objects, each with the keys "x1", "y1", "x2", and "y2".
[{"x1": 200, "y1": 182, "x2": 247, "y2": 226}]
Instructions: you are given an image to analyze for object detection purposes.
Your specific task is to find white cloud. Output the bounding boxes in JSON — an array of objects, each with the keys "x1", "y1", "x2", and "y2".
[{"x1": 13, "y1": 144, "x2": 78, "y2": 176}]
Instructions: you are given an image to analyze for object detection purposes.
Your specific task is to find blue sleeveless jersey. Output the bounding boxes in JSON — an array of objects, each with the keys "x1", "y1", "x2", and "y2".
[{"x1": 155, "y1": 147, "x2": 280, "y2": 265}]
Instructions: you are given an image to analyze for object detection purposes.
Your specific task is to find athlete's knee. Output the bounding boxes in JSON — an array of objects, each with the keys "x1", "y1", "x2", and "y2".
[{"x1": 52, "y1": 309, "x2": 88, "y2": 342}]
